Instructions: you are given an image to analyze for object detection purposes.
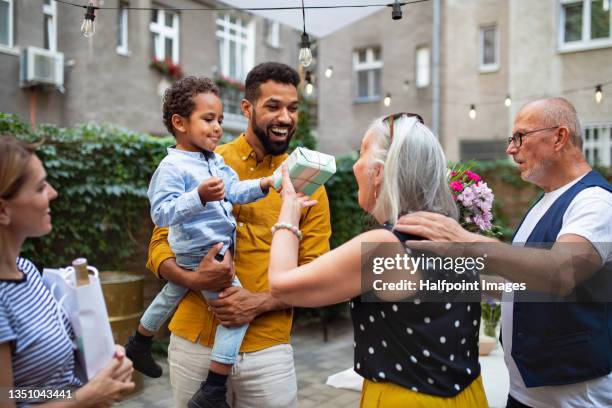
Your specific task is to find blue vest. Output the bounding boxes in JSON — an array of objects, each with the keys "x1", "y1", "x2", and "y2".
[{"x1": 511, "y1": 171, "x2": 612, "y2": 387}]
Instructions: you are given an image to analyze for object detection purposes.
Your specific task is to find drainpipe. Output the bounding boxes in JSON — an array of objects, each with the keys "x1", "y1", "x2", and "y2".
[{"x1": 432, "y1": 0, "x2": 441, "y2": 138}]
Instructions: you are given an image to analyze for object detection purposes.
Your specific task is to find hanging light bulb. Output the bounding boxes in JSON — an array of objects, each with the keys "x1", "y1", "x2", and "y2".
[
  {"x1": 383, "y1": 93, "x2": 392, "y2": 107},
  {"x1": 595, "y1": 85, "x2": 603, "y2": 104},
  {"x1": 81, "y1": 3, "x2": 97, "y2": 38},
  {"x1": 391, "y1": 0, "x2": 403, "y2": 20},
  {"x1": 469, "y1": 104, "x2": 476, "y2": 120},
  {"x1": 305, "y1": 83, "x2": 314, "y2": 95},
  {"x1": 299, "y1": 32, "x2": 313, "y2": 67},
  {"x1": 304, "y1": 71, "x2": 313, "y2": 95},
  {"x1": 504, "y1": 94, "x2": 512, "y2": 107},
  {"x1": 298, "y1": 0, "x2": 313, "y2": 67},
  {"x1": 324, "y1": 66, "x2": 333, "y2": 78}
]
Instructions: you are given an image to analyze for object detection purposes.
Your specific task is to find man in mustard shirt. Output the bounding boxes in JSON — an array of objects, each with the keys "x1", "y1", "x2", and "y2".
[{"x1": 147, "y1": 62, "x2": 331, "y2": 407}]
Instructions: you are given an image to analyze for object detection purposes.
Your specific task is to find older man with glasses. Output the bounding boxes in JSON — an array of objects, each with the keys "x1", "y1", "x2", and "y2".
[{"x1": 396, "y1": 97, "x2": 612, "y2": 407}]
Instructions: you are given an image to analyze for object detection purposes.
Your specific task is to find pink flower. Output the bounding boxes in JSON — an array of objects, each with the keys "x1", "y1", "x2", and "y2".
[
  {"x1": 450, "y1": 181, "x2": 464, "y2": 192},
  {"x1": 466, "y1": 170, "x2": 481, "y2": 182},
  {"x1": 451, "y1": 171, "x2": 458, "y2": 177}
]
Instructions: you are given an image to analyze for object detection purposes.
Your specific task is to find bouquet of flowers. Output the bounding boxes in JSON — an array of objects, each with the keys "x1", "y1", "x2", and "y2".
[
  {"x1": 448, "y1": 166, "x2": 494, "y2": 233},
  {"x1": 481, "y1": 297, "x2": 501, "y2": 337}
]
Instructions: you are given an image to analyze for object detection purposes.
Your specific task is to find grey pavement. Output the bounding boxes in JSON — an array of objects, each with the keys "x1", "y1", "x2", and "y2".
[{"x1": 118, "y1": 317, "x2": 359, "y2": 408}]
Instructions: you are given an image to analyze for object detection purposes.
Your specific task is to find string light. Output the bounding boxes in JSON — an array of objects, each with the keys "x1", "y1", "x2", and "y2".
[
  {"x1": 298, "y1": 0, "x2": 313, "y2": 67},
  {"x1": 81, "y1": 2, "x2": 97, "y2": 38},
  {"x1": 305, "y1": 71, "x2": 314, "y2": 95},
  {"x1": 595, "y1": 85, "x2": 603, "y2": 103},
  {"x1": 504, "y1": 94, "x2": 512, "y2": 107},
  {"x1": 384, "y1": 93, "x2": 392, "y2": 106},
  {"x1": 469, "y1": 104, "x2": 476, "y2": 119},
  {"x1": 324, "y1": 66, "x2": 333, "y2": 78},
  {"x1": 391, "y1": 0, "x2": 403, "y2": 20}
]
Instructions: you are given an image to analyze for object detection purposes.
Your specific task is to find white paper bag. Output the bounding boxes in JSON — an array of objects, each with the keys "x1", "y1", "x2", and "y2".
[{"x1": 42, "y1": 265, "x2": 115, "y2": 380}]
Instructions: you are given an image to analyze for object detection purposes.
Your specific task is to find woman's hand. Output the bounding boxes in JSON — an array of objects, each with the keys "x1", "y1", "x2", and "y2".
[
  {"x1": 278, "y1": 164, "x2": 318, "y2": 226},
  {"x1": 75, "y1": 347, "x2": 135, "y2": 407}
]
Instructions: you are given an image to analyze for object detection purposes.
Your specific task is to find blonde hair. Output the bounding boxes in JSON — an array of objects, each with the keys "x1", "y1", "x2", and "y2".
[{"x1": 367, "y1": 116, "x2": 458, "y2": 227}]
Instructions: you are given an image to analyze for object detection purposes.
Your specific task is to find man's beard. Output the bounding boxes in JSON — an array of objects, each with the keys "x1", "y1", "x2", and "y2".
[{"x1": 251, "y1": 109, "x2": 294, "y2": 155}]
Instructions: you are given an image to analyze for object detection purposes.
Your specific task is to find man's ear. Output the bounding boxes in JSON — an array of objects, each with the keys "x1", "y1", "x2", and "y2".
[
  {"x1": 171, "y1": 114, "x2": 187, "y2": 135},
  {"x1": 555, "y1": 126, "x2": 571, "y2": 151},
  {"x1": 0, "y1": 199, "x2": 11, "y2": 227},
  {"x1": 240, "y1": 99, "x2": 253, "y2": 120}
]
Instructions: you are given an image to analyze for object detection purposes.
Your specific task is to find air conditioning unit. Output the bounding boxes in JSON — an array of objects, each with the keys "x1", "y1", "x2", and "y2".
[{"x1": 20, "y1": 46, "x2": 64, "y2": 88}]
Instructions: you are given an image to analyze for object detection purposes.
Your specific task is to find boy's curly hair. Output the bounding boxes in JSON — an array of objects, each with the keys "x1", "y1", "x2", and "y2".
[{"x1": 162, "y1": 76, "x2": 220, "y2": 136}]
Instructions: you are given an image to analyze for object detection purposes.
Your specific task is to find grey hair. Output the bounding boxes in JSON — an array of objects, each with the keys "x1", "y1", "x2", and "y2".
[
  {"x1": 367, "y1": 115, "x2": 458, "y2": 227},
  {"x1": 530, "y1": 97, "x2": 583, "y2": 148}
]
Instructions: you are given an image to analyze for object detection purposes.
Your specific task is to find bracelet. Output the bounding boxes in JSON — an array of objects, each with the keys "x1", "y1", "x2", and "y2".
[{"x1": 271, "y1": 222, "x2": 303, "y2": 241}]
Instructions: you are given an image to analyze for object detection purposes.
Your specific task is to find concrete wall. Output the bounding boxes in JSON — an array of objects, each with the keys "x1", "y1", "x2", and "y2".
[
  {"x1": 508, "y1": 0, "x2": 612, "y2": 126},
  {"x1": 440, "y1": 0, "x2": 510, "y2": 162},
  {"x1": 317, "y1": 2, "x2": 433, "y2": 155}
]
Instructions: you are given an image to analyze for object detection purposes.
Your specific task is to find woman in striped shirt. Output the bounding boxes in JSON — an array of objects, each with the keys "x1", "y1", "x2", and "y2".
[{"x1": 0, "y1": 136, "x2": 135, "y2": 407}]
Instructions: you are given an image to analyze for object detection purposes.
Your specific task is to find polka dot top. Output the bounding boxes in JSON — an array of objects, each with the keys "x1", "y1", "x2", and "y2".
[{"x1": 350, "y1": 227, "x2": 481, "y2": 397}]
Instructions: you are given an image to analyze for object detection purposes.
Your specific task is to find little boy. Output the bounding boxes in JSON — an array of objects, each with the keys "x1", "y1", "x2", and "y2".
[{"x1": 126, "y1": 77, "x2": 274, "y2": 408}]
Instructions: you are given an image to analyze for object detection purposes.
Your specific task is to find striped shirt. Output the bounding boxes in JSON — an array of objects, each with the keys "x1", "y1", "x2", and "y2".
[{"x1": 0, "y1": 258, "x2": 82, "y2": 394}]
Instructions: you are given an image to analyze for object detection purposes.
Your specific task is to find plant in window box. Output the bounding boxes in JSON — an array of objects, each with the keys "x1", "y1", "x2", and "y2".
[
  {"x1": 150, "y1": 58, "x2": 184, "y2": 81},
  {"x1": 214, "y1": 75, "x2": 246, "y2": 92}
]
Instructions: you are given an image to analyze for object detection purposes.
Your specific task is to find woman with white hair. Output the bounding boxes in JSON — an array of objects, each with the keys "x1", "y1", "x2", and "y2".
[{"x1": 268, "y1": 114, "x2": 488, "y2": 406}]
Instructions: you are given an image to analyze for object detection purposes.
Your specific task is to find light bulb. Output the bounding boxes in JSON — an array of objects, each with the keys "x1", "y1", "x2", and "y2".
[
  {"x1": 324, "y1": 66, "x2": 333, "y2": 78},
  {"x1": 305, "y1": 83, "x2": 314, "y2": 95},
  {"x1": 299, "y1": 32, "x2": 312, "y2": 67},
  {"x1": 391, "y1": 0, "x2": 403, "y2": 20},
  {"x1": 504, "y1": 95, "x2": 512, "y2": 107},
  {"x1": 383, "y1": 93, "x2": 392, "y2": 107},
  {"x1": 81, "y1": 3, "x2": 96, "y2": 38},
  {"x1": 469, "y1": 104, "x2": 476, "y2": 120},
  {"x1": 595, "y1": 85, "x2": 603, "y2": 104}
]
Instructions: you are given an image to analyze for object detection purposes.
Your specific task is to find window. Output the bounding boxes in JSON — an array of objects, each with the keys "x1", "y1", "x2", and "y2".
[
  {"x1": 150, "y1": 9, "x2": 179, "y2": 63},
  {"x1": 460, "y1": 140, "x2": 508, "y2": 161},
  {"x1": 216, "y1": 14, "x2": 254, "y2": 81},
  {"x1": 479, "y1": 25, "x2": 498, "y2": 72},
  {"x1": 353, "y1": 47, "x2": 382, "y2": 102},
  {"x1": 264, "y1": 19, "x2": 280, "y2": 48},
  {"x1": 583, "y1": 123, "x2": 612, "y2": 165},
  {"x1": 116, "y1": 3, "x2": 129, "y2": 55},
  {"x1": 559, "y1": 0, "x2": 612, "y2": 51},
  {"x1": 43, "y1": 0, "x2": 57, "y2": 52},
  {"x1": 0, "y1": 0, "x2": 13, "y2": 48},
  {"x1": 415, "y1": 46, "x2": 430, "y2": 88}
]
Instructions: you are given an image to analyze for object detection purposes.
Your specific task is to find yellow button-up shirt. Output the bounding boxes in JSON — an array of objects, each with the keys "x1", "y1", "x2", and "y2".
[{"x1": 146, "y1": 134, "x2": 331, "y2": 352}]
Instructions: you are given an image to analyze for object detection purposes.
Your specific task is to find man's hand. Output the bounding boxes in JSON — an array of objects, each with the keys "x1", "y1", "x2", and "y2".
[
  {"x1": 171, "y1": 243, "x2": 234, "y2": 292},
  {"x1": 208, "y1": 287, "x2": 269, "y2": 327},
  {"x1": 198, "y1": 177, "x2": 225, "y2": 203},
  {"x1": 395, "y1": 211, "x2": 481, "y2": 242}
]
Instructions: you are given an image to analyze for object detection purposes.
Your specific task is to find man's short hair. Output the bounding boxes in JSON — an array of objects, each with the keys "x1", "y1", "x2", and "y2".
[
  {"x1": 162, "y1": 76, "x2": 220, "y2": 136},
  {"x1": 538, "y1": 97, "x2": 583, "y2": 148},
  {"x1": 244, "y1": 62, "x2": 300, "y2": 103}
]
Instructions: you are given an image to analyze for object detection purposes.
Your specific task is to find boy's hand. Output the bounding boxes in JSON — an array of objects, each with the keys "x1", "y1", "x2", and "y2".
[
  {"x1": 198, "y1": 177, "x2": 225, "y2": 203},
  {"x1": 260, "y1": 176, "x2": 275, "y2": 192}
]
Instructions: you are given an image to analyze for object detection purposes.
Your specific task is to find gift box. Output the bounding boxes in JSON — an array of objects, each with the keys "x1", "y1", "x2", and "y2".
[{"x1": 273, "y1": 147, "x2": 336, "y2": 195}]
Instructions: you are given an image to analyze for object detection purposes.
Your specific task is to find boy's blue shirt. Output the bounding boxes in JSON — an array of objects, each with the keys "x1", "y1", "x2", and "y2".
[{"x1": 148, "y1": 147, "x2": 266, "y2": 259}]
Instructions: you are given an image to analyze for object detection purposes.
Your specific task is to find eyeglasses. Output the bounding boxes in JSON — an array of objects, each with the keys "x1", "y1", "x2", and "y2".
[
  {"x1": 383, "y1": 112, "x2": 424, "y2": 144},
  {"x1": 507, "y1": 126, "x2": 559, "y2": 148}
]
